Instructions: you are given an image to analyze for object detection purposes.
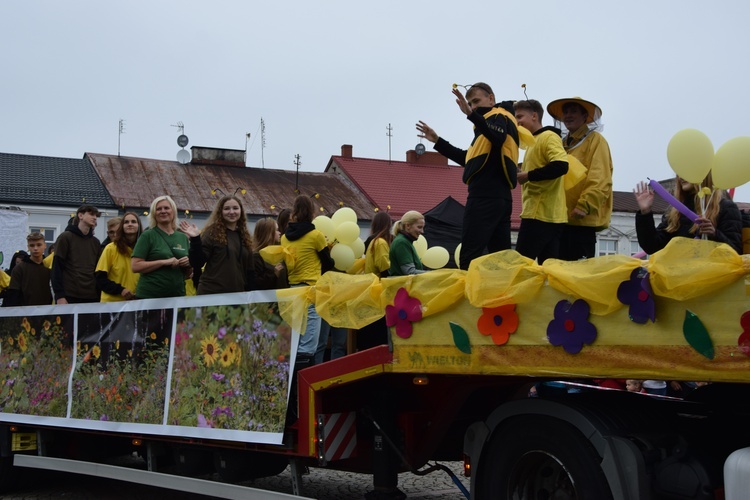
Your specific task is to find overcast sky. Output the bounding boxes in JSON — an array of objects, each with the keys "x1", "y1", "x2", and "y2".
[{"x1": 2, "y1": 1, "x2": 750, "y2": 201}]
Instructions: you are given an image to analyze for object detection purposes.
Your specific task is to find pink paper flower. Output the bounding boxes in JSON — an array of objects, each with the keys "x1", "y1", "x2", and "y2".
[{"x1": 385, "y1": 288, "x2": 423, "y2": 339}]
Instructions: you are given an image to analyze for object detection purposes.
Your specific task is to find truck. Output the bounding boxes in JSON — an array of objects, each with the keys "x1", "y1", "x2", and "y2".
[{"x1": 1, "y1": 237, "x2": 750, "y2": 499}]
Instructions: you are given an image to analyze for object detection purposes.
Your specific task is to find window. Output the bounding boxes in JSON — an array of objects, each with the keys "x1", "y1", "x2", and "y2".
[
  {"x1": 29, "y1": 226, "x2": 56, "y2": 245},
  {"x1": 598, "y1": 238, "x2": 618, "y2": 256},
  {"x1": 630, "y1": 240, "x2": 644, "y2": 258}
]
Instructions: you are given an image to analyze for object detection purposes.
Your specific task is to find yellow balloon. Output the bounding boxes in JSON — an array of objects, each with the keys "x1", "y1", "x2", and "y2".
[
  {"x1": 454, "y1": 243, "x2": 462, "y2": 267},
  {"x1": 413, "y1": 235, "x2": 428, "y2": 258},
  {"x1": 712, "y1": 136, "x2": 750, "y2": 189},
  {"x1": 313, "y1": 216, "x2": 335, "y2": 241},
  {"x1": 331, "y1": 207, "x2": 357, "y2": 225},
  {"x1": 422, "y1": 246, "x2": 450, "y2": 269},
  {"x1": 330, "y1": 244, "x2": 355, "y2": 271},
  {"x1": 347, "y1": 237, "x2": 365, "y2": 258},
  {"x1": 334, "y1": 221, "x2": 360, "y2": 244},
  {"x1": 666, "y1": 129, "x2": 714, "y2": 183}
]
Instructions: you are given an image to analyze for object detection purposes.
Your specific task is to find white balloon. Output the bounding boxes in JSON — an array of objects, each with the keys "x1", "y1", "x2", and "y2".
[
  {"x1": 454, "y1": 243, "x2": 462, "y2": 267},
  {"x1": 422, "y1": 246, "x2": 450, "y2": 269},
  {"x1": 348, "y1": 237, "x2": 365, "y2": 258},
  {"x1": 413, "y1": 235, "x2": 428, "y2": 258},
  {"x1": 330, "y1": 244, "x2": 355, "y2": 271},
  {"x1": 313, "y1": 215, "x2": 335, "y2": 241},
  {"x1": 334, "y1": 221, "x2": 360, "y2": 244},
  {"x1": 331, "y1": 207, "x2": 358, "y2": 225}
]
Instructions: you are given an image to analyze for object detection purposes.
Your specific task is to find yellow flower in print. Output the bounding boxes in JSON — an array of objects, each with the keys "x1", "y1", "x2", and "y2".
[{"x1": 200, "y1": 336, "x2": 220, "y2": 367}]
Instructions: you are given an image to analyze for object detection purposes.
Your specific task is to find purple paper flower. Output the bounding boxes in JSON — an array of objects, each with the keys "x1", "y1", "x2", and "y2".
[
  {"x1": 385, "y1": 288, "x2": 423, "y2": 339},
  {"x1": 617, "y1": 268, "x2": 655, "y2": 324},
  {"x1": 547, "y1": 299, "x2": 597, "y2": 354}
]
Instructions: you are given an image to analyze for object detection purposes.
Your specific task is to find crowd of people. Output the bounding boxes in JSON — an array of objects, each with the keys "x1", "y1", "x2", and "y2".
[{"x1": 0, "y1": 82, "x2": 744, "y2": 400}]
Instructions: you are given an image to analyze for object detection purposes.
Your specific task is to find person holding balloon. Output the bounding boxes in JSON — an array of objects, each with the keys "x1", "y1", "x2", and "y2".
[
  {"x1": 282, "y1": 195, "x2": 335, "y2": 366},
  {"x1": 633, "y1": 172, "x2": 743, "y2": 255},
  {"x1": 547, "y1": 97, "x2": 613, "y2": 261},
  {"x1": 389, "y1": 211, "x2": 427, "y2": 276}
]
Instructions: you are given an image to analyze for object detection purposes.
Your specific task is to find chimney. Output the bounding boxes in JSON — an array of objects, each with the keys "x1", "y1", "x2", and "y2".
[
  {"x1": 406, "y1": 149, "x2": 449, "y2": 166},
  {"x1": 190, "y1": 146, "x2": 246, "y2": 167},
  {"x1": 341, "y1": 144, "x2": 353, "y2": 158}
]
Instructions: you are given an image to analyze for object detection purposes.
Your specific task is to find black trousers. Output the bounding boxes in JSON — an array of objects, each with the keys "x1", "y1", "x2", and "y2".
[
  {"x1": 459, "y1": 195, "x2": 512, "y2": 270},
  {"x1": 558, "y1": 225, "x2": 597, "y2": 261},
  {"x1": 515, "y1": 218, "x2": 565, "y2": 264}
]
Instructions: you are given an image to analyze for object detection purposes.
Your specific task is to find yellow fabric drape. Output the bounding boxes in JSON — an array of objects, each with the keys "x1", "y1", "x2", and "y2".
[
  {"x1": 465, "y1": 251, "x2": 546, "y2": 308},
  {"x1": 648, "y1": 238, "x2": 750, "y2": 301},
  {"x1": 544, "y1": 254, "x2": 642, "y2": 315},
  {"x1": 315, "y1": 272, "x2": 383, "y2": 329}
]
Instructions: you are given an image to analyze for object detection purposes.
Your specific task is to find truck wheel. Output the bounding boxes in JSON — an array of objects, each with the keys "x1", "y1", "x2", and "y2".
[{"x1": 476, "y1": 416, "x2": 612, "y2": 500}]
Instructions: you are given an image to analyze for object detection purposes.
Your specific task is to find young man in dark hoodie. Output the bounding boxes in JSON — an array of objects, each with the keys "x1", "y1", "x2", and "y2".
[
  {"x1": 513, "y1": 99, "x2": 569, "y2": 263},
  {"x1": 416, "y1": 82, "x2": 519, "y2": 270},
  {"x1": 2, "y1": 232, "x2": 52, "y2": 307},
  {"x1": 52, "y1": 204, "x2": 101, "y2": 304}
]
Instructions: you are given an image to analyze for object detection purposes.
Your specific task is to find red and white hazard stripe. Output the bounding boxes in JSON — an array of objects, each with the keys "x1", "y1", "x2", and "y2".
[{"x1": 321, "y1": 412, "x2": 357, "y2": 462}]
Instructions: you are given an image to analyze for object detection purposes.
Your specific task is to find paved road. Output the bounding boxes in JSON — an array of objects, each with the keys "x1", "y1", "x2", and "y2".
[{"x1": 0, "y1": 460, "x2": 470, "y2": 499}]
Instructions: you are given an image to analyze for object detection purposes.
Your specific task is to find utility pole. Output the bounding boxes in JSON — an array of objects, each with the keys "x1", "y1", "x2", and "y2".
[{"x1": 261, "y1": 118, "x2": 266, "y2": 169}]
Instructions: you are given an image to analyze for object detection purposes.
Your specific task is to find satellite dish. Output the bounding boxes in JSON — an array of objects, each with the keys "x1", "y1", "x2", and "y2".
[
  {"x1": 176, "y1": 149, "x2": 191, "y2": 164},
  {"x1": 177, "y1": 134, "x2": 189, "y2": 148},
  {"x1": 415, "y1": 143, "x2": 426, "y2": 156}
]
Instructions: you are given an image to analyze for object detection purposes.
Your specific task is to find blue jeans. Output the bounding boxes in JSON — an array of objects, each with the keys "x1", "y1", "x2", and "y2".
[
  {"x1": 292, "y1": 284, "x2": 321, "y2": 357},
  {"x1": 315, "y1": 319, "x2": 348, "y2": 364}
]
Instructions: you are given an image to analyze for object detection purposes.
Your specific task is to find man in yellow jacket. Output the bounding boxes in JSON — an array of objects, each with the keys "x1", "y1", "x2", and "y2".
[
  {"x1": 547, "y1": 97, "x2": 613, "y2": 260},
  {"x1": 514, "y1": 99, "x2": 569, "y2": 264}
]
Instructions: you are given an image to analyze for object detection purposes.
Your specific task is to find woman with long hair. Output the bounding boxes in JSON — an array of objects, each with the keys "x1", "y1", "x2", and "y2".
[
  {"x1": 389, "y1": 210, "x2": 427, "y2": 276},
  {"x1": 252, "y1": 217, "x2": 287, "y2": 290},
  {"x1": 357, "y1": 212, "x2": 394, "y2": 351},
  {"x1": 95, "y1": 212, "x2": 142, "y2": 301},
  {"x1": 131, "y1": 195, "x2": 191, "y2": 299},
  {"x1": 364, "y1": 211, "x2": 393, "y2": 277},
  {"x1": 633, "y1": 172, "x2": 742, "y2": 254},
  {"x1": 180, "y1": 195, "x2": 256, "y2": 295}
]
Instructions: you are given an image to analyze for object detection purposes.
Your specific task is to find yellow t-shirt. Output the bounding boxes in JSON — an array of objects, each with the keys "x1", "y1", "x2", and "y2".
[
  {"x1": 282, "y1": 230, "x2": 327, "y2": 286},
  {"x1": 95, "y1": 243, "x2": 139, "y2": 302},
  {"x1": 43, "y1": 252, "x2": 54, "y2": 269},
  {"x1": 365, "y1": 237, "x2": 390, "y2": 276},
  {"x1": 521, "y1": 129, "x2": 569, "y2": 224},
  {"x1": 0, "y1": 268, "x2": 9, "y2": 293}
]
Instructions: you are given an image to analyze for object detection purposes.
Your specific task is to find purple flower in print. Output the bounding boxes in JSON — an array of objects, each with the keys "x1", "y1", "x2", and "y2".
[
  {"x1": 547, "y1": 299, "x2": 597, "y2": 354},
  {"x1": 617, "y1": 268, "x2": 655, "y2": 324}
]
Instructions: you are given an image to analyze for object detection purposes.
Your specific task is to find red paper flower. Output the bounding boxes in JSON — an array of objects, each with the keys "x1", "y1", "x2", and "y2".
[
  {"x1": 477, "y1": 304, "x2": 519, "y2": 345},
  {"x1": 739, "y1": 311, "x2": 750, "y2": 357},
  {"x1": 385, "y1": 288, "x2": 423, "y2": 339}
]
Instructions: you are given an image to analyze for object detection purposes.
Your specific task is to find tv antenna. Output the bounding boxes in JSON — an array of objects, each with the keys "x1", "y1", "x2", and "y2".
[
  {"x1": 244, "y1": 132, "x2": 251, "y2": 167},
  {"x1": 260, "y1": 118, "x2": 266, "y2": 169},
  {"x1": 118, "y1": 119, "x2": 125, "y2": 157},
  {"x1": 386, "y1": 123, "x2": 393, "y2": 162},
  {"x1": 294, "y1": 154, "x2": 301, "y2": 192}
]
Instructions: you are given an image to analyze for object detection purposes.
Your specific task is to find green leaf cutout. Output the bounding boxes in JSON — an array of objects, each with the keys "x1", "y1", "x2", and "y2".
[
  {"x1": 450, "y1": 322, "x2": 471, "y2": 355},
  {"x1": 683, "y1": 310, "x2": 714, "y2": 360}
]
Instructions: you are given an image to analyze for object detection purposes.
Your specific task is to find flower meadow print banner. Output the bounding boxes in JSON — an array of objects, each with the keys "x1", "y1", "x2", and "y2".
[{"x1": 0, "y1": 290, "x2": 294, "y2": 445}]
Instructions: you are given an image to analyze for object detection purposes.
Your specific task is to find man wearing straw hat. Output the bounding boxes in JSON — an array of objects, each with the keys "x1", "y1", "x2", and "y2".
[{"x1": 547, "y1": 97, "x2": 613, "y2": 260}]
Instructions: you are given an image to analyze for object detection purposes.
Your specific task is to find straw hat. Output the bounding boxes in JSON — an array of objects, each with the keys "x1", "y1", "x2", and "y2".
[{"x1": 547, "y1": 97, "x2": 602, "y2": 124}]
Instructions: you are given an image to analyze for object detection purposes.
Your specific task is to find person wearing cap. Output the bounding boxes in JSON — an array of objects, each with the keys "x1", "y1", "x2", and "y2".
[
  {"x1": 546, "y1": 97, "x2": 613, "y2": 260},
  {"x1": 51, "y1": 204, "x2": 102, "y2": 304},
  {"x1": 416, "y1": 82, "x2": 519, "y2": 270},
  {"x1": 2, "y1": 232, "x2": 52, "y2": 307},
  {"x1": 513, "y1": 99, "x2": 569, "y2": 263}
]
